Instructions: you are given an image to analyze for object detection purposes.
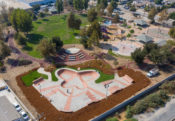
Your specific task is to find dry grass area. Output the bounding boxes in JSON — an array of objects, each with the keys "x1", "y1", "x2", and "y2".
[{"x1": 16, "y1": 67, "x2": 150, "y2": 121}]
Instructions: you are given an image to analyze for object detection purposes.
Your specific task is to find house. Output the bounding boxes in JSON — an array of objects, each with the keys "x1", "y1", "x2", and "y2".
[
  {"x1": 137, "y1": 34, "x2": 153, "y2": 43},
  {"x1": 0, "y1": 96, "x2": 22, "y2": 121},
  {"x1": 155, "y1": 40, "x2": 167, "y2": 46},
  {"x1": 162, "y1": 19, "x2": 175, "y2": 28},
  {"x1": 134, "y1": 19, "x2": 148, "y2": 27}
]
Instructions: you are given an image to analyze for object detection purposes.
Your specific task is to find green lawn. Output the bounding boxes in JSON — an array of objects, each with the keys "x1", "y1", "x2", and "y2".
[
  {"x1": 108, "y1": 49, "x2": 132, "y2": 60},
  {"x1": 24, "y1": 14, "x2": 89, "y2": 58},
  {"x1": 22, "y1": 70, "x2": 48, "y2": 86}
]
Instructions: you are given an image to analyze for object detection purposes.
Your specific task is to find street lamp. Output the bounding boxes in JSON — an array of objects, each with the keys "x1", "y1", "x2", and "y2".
[{"x1": 104, "y1": 84, "x2": 109, "y2": 99}]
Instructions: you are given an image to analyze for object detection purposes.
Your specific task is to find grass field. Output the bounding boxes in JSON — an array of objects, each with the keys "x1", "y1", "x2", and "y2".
[
  {"x1": 24, "y1": 14, "x2": 89, "y2": 58},
  {"x1": 22, "y1": 70, "x2": 48, "y2": 86}
]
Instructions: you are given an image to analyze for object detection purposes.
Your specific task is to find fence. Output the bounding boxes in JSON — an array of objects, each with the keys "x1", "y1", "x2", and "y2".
[{"x1": 91, "y1": 74, "x2": 175, "y2": 121}]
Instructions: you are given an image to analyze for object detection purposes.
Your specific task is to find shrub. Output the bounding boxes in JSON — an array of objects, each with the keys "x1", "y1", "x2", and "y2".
[
  {"x1": 160, "y1": 81, "x2": 175, "y2": 94},
  {"x1": 124, "y1": 118, "x2": 138, "y2": 121},
  {"x1": 106, "y1": 117, "x2": 118, "y2": 121},
  {"x1": 130, "y1": 29, "x2": 134, "y2": 33},
  {"x1": 128, "y1": 26, "x2": 131, "y2": 29},
  {"x1": 127, "y1": 34, "x2": 131, "y2": 37},
  {"x1": 126, "y1": 106, "x2": 133, "y2": 118}
]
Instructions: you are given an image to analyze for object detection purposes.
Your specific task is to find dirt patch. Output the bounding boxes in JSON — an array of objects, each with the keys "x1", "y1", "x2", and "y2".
[{"x1": 17, "y1": 67, "x2": 150, "y2": 121}]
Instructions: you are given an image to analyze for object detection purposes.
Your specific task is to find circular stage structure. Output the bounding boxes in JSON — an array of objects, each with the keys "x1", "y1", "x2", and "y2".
[{"x1": 65, "y1": 48, "x2": 80, "y2": 54}]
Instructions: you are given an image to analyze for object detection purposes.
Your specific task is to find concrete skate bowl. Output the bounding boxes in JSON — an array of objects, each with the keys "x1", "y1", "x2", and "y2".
[{"x1": 57, "y1": 68, "x2": 100, "y2": 89}]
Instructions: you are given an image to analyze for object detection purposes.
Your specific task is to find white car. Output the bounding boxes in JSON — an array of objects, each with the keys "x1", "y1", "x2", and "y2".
[
  {"x1": 13, "y1": 103, "x2": 22, "y2": 112},
  {"x1": 147, "y1": 68, "x2": 159, "y2": 77},
  {"x1": 20, "y1": 110, "x2": 29, "y2": 121}
]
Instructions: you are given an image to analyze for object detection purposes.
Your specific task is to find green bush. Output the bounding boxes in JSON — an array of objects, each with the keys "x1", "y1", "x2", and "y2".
[
  {"x1": 124, "y1": 118, "x2": 138, "y2": 121},
  {"x1": 131, "y1": 48, "x2": 145, "y2": 64},
  {"x1": 160, "y1": 81, "x2": 175, "y2": 94},
  {"x1": 130, "y1": 29, "x2": 134, "y2": 33},
  {"x1": 106, "y1": 117, "x2": 118, "y2": 121},
  {"x1": 127, "y1": 34, "x2": 131, "y2": 37}
]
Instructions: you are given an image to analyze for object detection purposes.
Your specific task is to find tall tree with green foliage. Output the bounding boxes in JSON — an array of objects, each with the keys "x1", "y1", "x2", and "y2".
[
  {"x1": 56, "y1": 0, "x2": 64, "y2": 13},
  {"x1": 113, "y1": 13, "x2": 120, "y2": 23},
  {"x1": 107, "y1": 3, "x2": 114, "y2": 16},
  {"x1": 169, "y1": 12, "x2": 175, "y2": 20},
  {"x1": 154, "y1": 0, "x2": 163, "y2": 4},
  {"x1": 83, "y1": 0, "x2": 89, "y2": 10},
  {"x1": 0, "y1": 41, "x2": 11, "y2": 60},
  {"x1": 67, "y1": 12, "x2": 82, "y2": 30},
  {"x1": 111, "y1": 0, "x2": 117, "y2": 9},
  {"x1": 73, "y1": 0, "x2": 84, "y2": 10},
  {"x1": 169, "y1": 27, "x2": 175, "y2": 38},
  {"x1": 87, "y1": 8, "x2": 98, "y2": 22},
  {"x1": 131, "y1": 48, "x2": 145, "y2": 64},
  {"x1": 51, "y1": 36, "x2": 63, "y2": 52},
  {"x1": 148, "y1": 7, "x2": 157, "y2": 23},
  {"x1": 97, "y1": 0, "x2": 108, "y2": 9},
  {"x1": 87, "y1": 21, "x2": 102, "y2": 38},
  {"x1": 38, "y1": 39, "x2": 56, "y2": 58},
  {"x1": 10, "y1": 9, "x2": 33, "y2": 33}
]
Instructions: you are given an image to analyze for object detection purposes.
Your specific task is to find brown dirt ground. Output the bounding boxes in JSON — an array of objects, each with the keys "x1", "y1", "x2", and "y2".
[{"x1": 17, "y1": 67, "x2": 150, "y2": 121}]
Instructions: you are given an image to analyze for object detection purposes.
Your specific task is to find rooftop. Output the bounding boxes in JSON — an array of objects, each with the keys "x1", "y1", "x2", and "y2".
[
  {"x1": 0, "y1": 96, "x2": 21, "y2": 121},
  {"x1": 137, "y1": 34, "x2": 153, "y2": 43}
]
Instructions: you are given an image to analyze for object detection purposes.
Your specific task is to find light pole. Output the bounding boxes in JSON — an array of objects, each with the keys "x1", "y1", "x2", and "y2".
[{"x1": 104, "y1": 84, "x2": 109, "y2": 99}]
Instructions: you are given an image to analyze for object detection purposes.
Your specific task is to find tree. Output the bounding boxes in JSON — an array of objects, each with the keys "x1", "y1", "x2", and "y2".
[
  {"x1": 154, "y1": 0, "x2": 163, "y2": 4},
  {"x1": 169, "y1": 28, "x2": 175, "y2": 38},
  {"x1": 143, "y1": 43, "x2": 158, "y2": 55},
  {"x1": 130, "y1": 5, "x2": 136, "y2": 12},
  {"x1": 83, "y1": 0, "x2": 89, "y2": 10},
  {"x1": 67, "y1": 12, "x2": 82, "y2": 30},
  {"x1": 89, "y1": 30, "x2": 100, "y2": 46},
  {"x1": 111, "y1": 0, "x2": 117, "y2": 9},
  {"x1": 131, "y1": 48, "x2": 145, "y2": 64},
  {"x1": 0, "y1": 4, "x2": 13, "y2": 25},
  {"x1": 87, "y1": 8, "x2": 98, "y2": 22},
  {"x1": 38, "y1": 40, "x2": 56, "y2": 58},
  {"x1": 113, "y1": 13, "x2": 120, "y2": 23},
  {"x1": 32, "y1": 5, "x2": 40, "y2": 12},
  {"x1": 0, "y1": 25, "x2": 4, "y2": 41},
  {"x1": 97, "y1": 0, "x2": 108, "y2": 9},
  {"x1": 149, "y1": 48, "x2": 166, "y2": 65},
  {"x1": 67, "y1": 12, "x2": 75, "y2": 29},
  {"x1": 107, "y1": 4, "x2": 114, "y2": 16},
  {"x1": 56, "y1": 0, "x2": 64, "y2": 14},
  {"x1": 87, "y1": 21, "x2": 102, "y2": 38},
  {"x1": 51, "y1": 36, "x2": 63, "y2": 52},
  {"x1": 73, "y1": 0, "x2": 84, "y2": 11},
  {"x1": 169, "y1": 12, "x2": 175, "y2": 20},
  {"x1": 10, "y1": 9, "x2": 33, "y2": 33},
  {"x1": 148, "y1": 7, "x2": 157, "y2": 23},
  {"x1": 0, "y1": 41, "x2": 11, "y2": 60},
  {"x1": 159, "y1": 9, "x2": 168, "y2": 22}
]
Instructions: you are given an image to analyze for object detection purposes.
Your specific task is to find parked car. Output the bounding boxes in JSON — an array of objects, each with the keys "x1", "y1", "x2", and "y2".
[
  {"x1": 13, "y1": 103, "x2": 22, "y2": 112},
  {"x1": 20, "y1": 110, "x2": 29, "y2": 121},
  {"x1": 147, "y1": 68, "x2": 159, "y2": 77}
]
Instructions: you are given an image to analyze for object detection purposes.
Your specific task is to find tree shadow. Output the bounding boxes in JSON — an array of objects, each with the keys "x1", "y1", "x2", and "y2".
[
  {"x1": 61, "y1": 15, "x2": 67, "y2": 20},
  {"x1": 73, "y1": 33, "x2": 79, "y2": 36},
  {"x1": 23, "y1": 45, "x2": 33, "y2": 51},
  {"x1": 36, "y1": 21, "x2": 42, "y2": 24},
  {"x1": 26, "y1": 34, "x2": 43, "y2": 44},
  {"x1": 80, "y1": 14, "x2": 87, "y2": 17},
  {"x1": 158, "y1": 64, "x2": 175, "y2": 73},
  {"x1": 137, "y1": 62, "x2": 155, "y2": 72},
  {"x1": 42, "y1": 18, "x2": 49, "y2": 21}
]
